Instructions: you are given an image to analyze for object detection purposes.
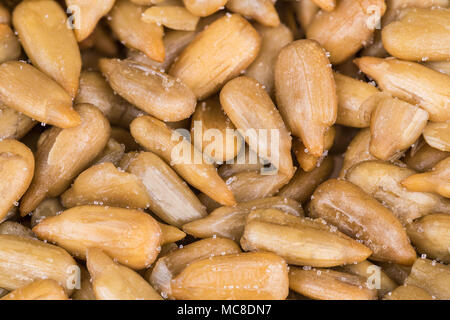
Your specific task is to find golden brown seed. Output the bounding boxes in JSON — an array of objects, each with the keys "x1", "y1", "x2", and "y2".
[
  {"x1": 0, "y1": 24, "x2": 20, "y2": 63},
  {"x1": 339, "y1": 128, "x2": 377, "y2": 178},
  {"x1": 60, "y1": 162, "x2": 151, "y2": 209},
  {"x1": 127, "y1": 30, "x2": 195, "y2": 72},
  {"x1": 158, "y1": 222, "x2": 186, "y2": 245},
  {"x1": 226, "y1": 0, "x2": 280, "y2": 27},
  {"x1": 405, "y1": 258, "x2": 450, "y2": 300},
  {"x1": 0, "y1": 61, "x2": 80, "y2": 129},
  {"x1": 424, "y1": 60, "x2": 450, "y2": 76},
  {"x1": 311, "y1": 0, "x2": 336, "y2": 11},
  {"x1": 33, "y1": 205, "x2": 162, "y2": 270},
  {"x1": 30, "y1": 198, "x2": 63, "y2": 229},
  {"x1": 278, "y1": 156, "x2": 334, "y2": 203},
  {"x1": 100, "y1": 59, "x2": 196, "y2": 122},
  {"x1": 339, "y1": 260, "x2": 398, "y2": 298},
  {"x1": 142, "y1": 5, "x2": 199, "y2": 31},
  {"x1": 0, "y1": 221, "x2": 35, "y2": 239},
  {"x1": 406, "y1": 214, "x2": 450, "y2": 263},
  {"x1": 130, "y1": 0, "x2": 164, "y2": 4},
  {"x1": 109, "y1": 0, "x2": 164, "y2": 62},
  {"x1": 246, "y1": 23, "x2": 293, "y2": 94},
  {"x1": 150, "y1": 237, "x2": 241, "y2": 297},
  {"x1": 0, "y1": 234, "x2": 77, "y2": 293},
  {"x1": 293, "y1": 127, "x2": 335, "y2": 172},
  {"x1": 423, "y1": 121, "x2": 450, "y2": 152},
  {"x1": 182, "y1": 0, "x2": 227, "y2": 17},
  {"x1": 191, "y1": 96, "x2": 243, "y2": 163},
  {"x1": 169, "y1": 14, "x2": 261, "y2": 99},
  {"x1": 402, "y1": 158, "x2": 450, "y2": 198},
  {"x1": 384, "y1": 285, "x2": 433, "y2": 300},
  {"x1": 217, "y1": 146, "x2": 265, "y2": 179},
  {"x1": 293, "y1": 0, "x2": 319, "y2": 31},
  {"x1": 1, "y1": 279, "x2": 67, "y2": 300},
  {"x1": 66, "y1": 0, "x2": 115, "y2": 41},
  {"x1": 405, "y1": 138, "x2": 450, "y2": 172},
  {"x1": 370, "y1": 96, "x2": 429, "y2": 161},
  {"x1": 110, "y1": 127, "x2": 141, "y2": 152},
  {"x1": 241, "y1": 208, "x2": 372, "y2": 267},
  {"x1": 220, "y1": 76, "x2": 294, "y2": 176},
  {"x1": 309, "y1": 179, "x2": 417, "y2": 265},
  {"x1": 334, "y1": 72, "x2": 381, "y2": 128},
  {"x1": 289, "y1": 267, "x2": 377, "y2": 300},
  {"x1": 354, "y1": 57, "x2": 450, "y2": 122},
  {"x1": 345, "y1": 161, "x2": 450, "y2": 224},
  {"x1": 75, "y1": 71, "x2": 143, "y2": 128},
  {"x1": 382, "y1": 8, "x2": 450, "y2": 62},
  {"x1": 182, "y1": 196, "x2": 304, "y2": 241},
  {"x1": 0, "y1": 4, "x2": 10, "y2": 25},
  {"x1": 378, "y1": 261, "x2": 411, "y2": 285},
  {"x1": 171, "y1": 252, "x2": 289, "y2": 300},
  {"x1": 275, "y1": 39, "x2": 337, "y2": 157},
  {"x1": 0, "y1": 105, "x2": 36, "y2": 141},
  {"x1": 306, "y1": 0, "x2": 386, "y2": 64},
  {"x1": 130, "y1": 115, "x2": 236, "y2": 206},
  {"x1": 13, "y1": 0, "x2": 81, "y2": 97},
  {"x1": 92, "y1": 138, "x2": 125, "y2": 166},
  {"x1": 87, "y1": 248, "x2": 162, "y2": 300},
  {"x1": 20, "y1": 104, "x2": 110, "y2": 215},
  {"x1": 124, "y1": 151, "x2": 207, "y2": 227},
  {"x1": 0, "y1": 139, "x2": 34, "y2": 222}
]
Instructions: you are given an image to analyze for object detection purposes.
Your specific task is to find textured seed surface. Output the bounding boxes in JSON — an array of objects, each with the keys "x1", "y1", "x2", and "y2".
[
  {"x1": 423, "y1": 121, "x2": 450, "y2": 152},
  {"x1": 226, "y1": 0, "x2": 280, "y2": 27},
  {"x1": 1, "y1": 279, "x2": 67, "y2": 300}
]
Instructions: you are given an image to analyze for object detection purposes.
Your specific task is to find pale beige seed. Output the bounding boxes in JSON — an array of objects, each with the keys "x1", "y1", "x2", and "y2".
[
  {"x1": 339, "y1": 128, "x2": 377, "y2": 178},
  {"x1": 217, "y1": 146, "x2": 265, "y2": 179},
  {"x1": 171, "y1": 252, "x2": 289, "y2": 300},
  {"x1": 402, "y1": 158, "x2": 450, "y2": 198},
  {"x1": 87, "y1": 248, "x2": 162, "y2": 300},
  {"x1": 124, "y1": 151, "x2": 207, "y2": 227},
  {"x1": 370, "y1": 96, "x2": 429, "y2": 161},
  {"x1": 66, "y1": 0, "x2": 115, "y2": 41},
  {"x1": 130, "y1": 115, "x2": 236, "y2": 206},
  {"x1": 405, "y1": 258, "x2": 450, "y2": 300},
  {"x1": 0, "y1": 24, "x2": 20, "y2": 63},
  {"x1": 13, "y1": 0, "x2": 81, "y2": 97},
  {"x1": 191, "y1": 96, "x2": 243, "y2": 163},
  {"x1": 306, "y1": 0, "x2": 386, "y2": 64},
  {"x1": 0, "y1": 140, "x2": 34, "y2": 222},
  {"x1": 220, "y1": 76, "x2": 294, "y2": 177},
  {"x1": 76, "y1": 71, "x2": 143, "y2": 128},
  {"x1": 31, "y1": 198, "x2": 63, "y2": 229},
  {"x1": 382, "y1": 8, "x2": 450, "y2": 62},
  {"x1": 405, "y1": 138, "x2": 450, "y2": 172},
  {"x1": 423, "y1": 121, "x2": 450, "y2": 152},
  {"x1": 158, "y1": 222, "x2": 186, "y2": 245},
  {"x1": 0, "y1": 221, "x2": 35, "y2": 239},
  {"x1": 0, "y1": 105, "x2": 36, "y2": 140},
  {"x1": 92, "y1": 138, "x2": 125, "y2": 166},
  {"x1": 345, "y1": 161, "x2": 450, "y2": 224},
  {"x1": 169, "y1": 14, "x2": 261, "y2": 100},
  {"x1": 0, "y1": 61, "x2": 80, "y2": 129},
  {"x1": 71, "y1": 265, "x2": 96, "y2": 300},
  {"x1": 20, "y1": 104, "x2": 110, "y2": 216},
  {"x1": 293, "y1": 127, "x2": 335, "y2": 172},
  {"x1": 339, "y1": 260, "x2": 398, "y2": 298},
  {"x1": 109, "y1": 0, "x2": 164, "y2": 62},
  {"x1": 354, "y1": 57, "x2": 450, "y2": 122},
  {"x1": 60, "y1": 162, "x2": 151, "y2": 209},
  {"x1": 246, "y1": 23, "x2": 293, "y2": 94},
  {"x1": 150, "y1": 238, "x2": 241, "y2": 297},
  {"x1": 275, "y1": 39, "x2": 337, "y2": 157},
  {"x1": 381, "y1": 0, "x2": 449, "y2": 26},
  {"x1": 384, "y1": 285, "x2": 433, "y2": 300},
  {"x1": 1, "y1": 279, "x2": 68, "y2": 300},
  {"x1": 127, "y1": 30, "x2": 195, "y2": 72},
  {"x1": 309, "y1": 179, "x2": 417, "y2": 265},
  {"x1": 293, "y1": 0, "x2": 319, "y2": 31},
  {"x1": 289, "y1": 267, "x2": 377, "y2": 300},
  {"x1": 100, "y1": 59, "x2": 196, "y2": 122},
  {"x1": 33, "y1": 205, "x2": 162, "y2": 270},
  {"x1": 424, "y1": 60, "x2": 450, "y2": 76},
  {"x1": 406, "y1": 214, "x2": 450, "y2": 263},
  {"x1": 0, "y1": 4, "x2": 10, "y2": 25},
  {"x1": 334, "y1": 72, "x2": 381, "y2": 128},
  {"x1": 182, "y1": 0, "x2": 227, "y2": 17},
  {"x1": 0, "y1": 234, "x2": 77, "y2": 293},
  {"x1": 226, "y1": 0, "x2": 280, "y2": 27},
  {"x1": 142, "y1": 6, "x2": 199, "y2": 31},
  {"x1": 241, "y1": 209, "x2": 372, "y2": 267},
  {"x1": 182, "y1": 196, "x2": 303, "y2": 241}
]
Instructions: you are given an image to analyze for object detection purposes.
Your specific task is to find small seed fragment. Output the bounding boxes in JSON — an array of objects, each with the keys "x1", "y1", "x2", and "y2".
[
  {"x1": 226, "y1": 0, "x2": 280, "y2": 27},
  {"x1": 182, "y1": 0, "x2": 227, "y2": 17},
  {"x1": 423, "y1": 121, "x2": 450, "y2": 152}
]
